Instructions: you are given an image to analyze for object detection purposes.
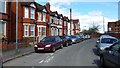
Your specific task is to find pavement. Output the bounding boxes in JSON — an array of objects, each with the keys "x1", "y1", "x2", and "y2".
[
  {"x1": 3, "y1": 38, "x2": 100, "y2": 67},
  {"x1": 2, "y1": 45, "x2": 35, "y2": 63}
]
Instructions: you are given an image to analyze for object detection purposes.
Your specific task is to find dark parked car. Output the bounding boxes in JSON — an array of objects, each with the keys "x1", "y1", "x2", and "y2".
[
  {"x1": 59, "y1": 35, "x2": 72, "y2": 47},
  {"x1": 69, "y1": 35, "x2": 79, "y2": 43},
  {"x1": 100, "y1": 41, "x2": 120, "y2": 67},
  {"x1": 76, "y1": 35, "x2": 82, "y2": 42},
  {"x1": 34, "y1": 36, "x2": 63, "y2": 52}
]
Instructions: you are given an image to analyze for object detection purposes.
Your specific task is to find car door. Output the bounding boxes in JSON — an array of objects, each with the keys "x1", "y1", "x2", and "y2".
[
  {"x1": 104, "y1": 42, "x2": 120, "y2": 66},
  {"x1": 55, "y1": 37, "x2": 61, "y2": 48},
  {"x1": 118, "y1": 47, "x2": 120, "y2": 66}
]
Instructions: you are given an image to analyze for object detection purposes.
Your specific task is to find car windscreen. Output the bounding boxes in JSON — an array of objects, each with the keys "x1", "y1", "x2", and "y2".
[
  {"x1": 59, "y1": 36, "x2": 65, "y2": 39},
  {"x1": 76, "y1": 35, "x2": 80, "y2": 38},
  {"x1": 70, "y1": 36, "x2": 76, "y2": 38},
  {"x1": 101, "y1": 38, "x2": 117, "y2": 44},
  {"x1": 41, "y1": 37, "x2": 55, "y2": 42}
]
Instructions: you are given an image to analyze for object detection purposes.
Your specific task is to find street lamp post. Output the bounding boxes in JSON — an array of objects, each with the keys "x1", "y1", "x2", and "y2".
[
  {"x1": 16, "y1": 0, "x2": 19, "y2": 52},
  {"x1": 70, "y1": 8, "x2": 72, "y2": 35}
]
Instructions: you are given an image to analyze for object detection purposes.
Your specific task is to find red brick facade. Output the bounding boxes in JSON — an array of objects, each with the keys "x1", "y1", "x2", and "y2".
[
  {"x1": 108, "y1": 20, "x2": 120, "y2": 33},
  {"x1": 73, "y1": 19, "x2": 80, "y2": 35},
  {"x1": 1, "y1": 1, "x2": 80, "y2": 50}
]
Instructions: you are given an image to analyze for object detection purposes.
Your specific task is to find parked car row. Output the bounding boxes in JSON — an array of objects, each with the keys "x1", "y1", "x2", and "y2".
[
  {"x1": 95, "y1": 35, "x2": 120, "y2": 67},
  {"x1": 34, "y1": 35, "x2": 84, "y2": 52}
]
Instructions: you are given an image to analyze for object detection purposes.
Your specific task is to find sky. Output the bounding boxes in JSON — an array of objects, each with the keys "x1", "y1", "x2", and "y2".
[{"x1": 35, "y1": 0, "x2": 119, "y2": 33}]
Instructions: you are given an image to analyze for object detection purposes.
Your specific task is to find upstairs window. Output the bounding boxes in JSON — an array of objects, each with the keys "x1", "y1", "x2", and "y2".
[
  {"x1": 30, "y1": 8, "x2": 35, "y2": 19},
  {"x1": 43, "y1": 13, "x2": 46, "y2": 22},
  {"x1": 24, "y1": 7, "x2": 29, "y2": 18},
  {"x1": 0, "y1": 1, "x2": 6, "y2": 13},
  {"x1": 38, "y1": 12, "x2": 41, "y2": 21}
]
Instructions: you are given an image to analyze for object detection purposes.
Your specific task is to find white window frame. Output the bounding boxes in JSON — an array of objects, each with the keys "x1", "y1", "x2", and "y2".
[
  {"x1": 0, "y1": 1, "x2": 6, "y2": 13},
  {"x1": 30, "y1": 8, "x2": 35, "y2": 19},
  {"x1": 24, "y1": 7, "x2": 29, "y2": 18},
  {"x1": 37, "y1": 26, "x2": 46, "y2": 36},
  {"x1": 0, "y1": 21, "x2": 6, "y2": 36},
  {"x1": 24, "y1": 25, "x2": 29, "y2": 37},
  {"x1": 5, "y1": 1, "x2": 6, "y2": 13},
  {"x1": 51, "y1": 27, "x2": 54, "y2": 36},
  {"x1": 64, "y1": 21, "x2": 66, "y2": 26},
  {"x1": 43, "y1": 13, "x2": 46, "y2": 22},
  {"x1": 42, "y1": 27, "x2": 46, "y2": 36},
  {"x1": 38, "y1": 12, "x2": 41, "y2": 21},
  {"x1": 38, "y1": 27, "x2": 41, "y2": 36},
  {"x1": 30, "y1": 25, "x2": 35, "y2": 36}
]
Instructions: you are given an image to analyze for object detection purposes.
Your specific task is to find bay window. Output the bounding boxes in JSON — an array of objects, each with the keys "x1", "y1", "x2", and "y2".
[
  {"x1": 38, "y1": 27, "x2": 41, "y2": 36},
  {"x1": 24, "y1": 7, "x2": 29, "y2": 18},
  {"x1": 37, "y1": 26, "x2": 46, "y2": 36},
  {"x1": 24, "y1": 25, "x2": 29, "y2": 37},
  {"x1": 42, "y1": 27, "x2": 46, "y2": 36},
  {"x1": 30, "y1": 8, "x2": 35, "y2": 19},
  {"x1": 30, "y1": 25, "x2": 35, "y2": 36}
]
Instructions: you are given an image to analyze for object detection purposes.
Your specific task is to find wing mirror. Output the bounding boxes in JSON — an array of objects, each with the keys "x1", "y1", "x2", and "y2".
[{"x1": 96, "y1": 41, "x2": 100, "y2": 43}]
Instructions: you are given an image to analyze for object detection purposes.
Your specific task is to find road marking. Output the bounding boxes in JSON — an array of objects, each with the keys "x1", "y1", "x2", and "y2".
[
  {"x1": 50, "y1": 53, "x2": 54, "y2": 56},
  {"x1": 39, "y1": 60, "x2": 44, "y2": 64},
  {"x1": 44, "y1": 56, "x2": 54, "y2": 63},
  {"x1": 46, "y1": 56, "x2": 50, "y2": 59}
]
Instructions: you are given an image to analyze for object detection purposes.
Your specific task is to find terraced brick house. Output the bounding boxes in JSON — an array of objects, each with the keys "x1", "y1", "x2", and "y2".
[
  {"x1": 63, "y1": 16, "x2": 69, "y2": 35},
  {"x1": 57, "y1": 14, "x2": 63, "y2": 36},
  {"x1": 73, "y1": 19, "x2": 80, "y2": 35},
  {"x1": 35, "y1": 3, "x2": 49, "y2": 41}
]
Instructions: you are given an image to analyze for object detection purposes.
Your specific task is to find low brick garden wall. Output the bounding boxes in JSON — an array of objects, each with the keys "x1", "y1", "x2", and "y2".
[{"x1": 1, "y1": 37, "x2": 38, "y2": 51}]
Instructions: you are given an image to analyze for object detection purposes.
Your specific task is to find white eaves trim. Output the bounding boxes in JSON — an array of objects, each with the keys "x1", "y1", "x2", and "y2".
[{"x1": 30, "y1": 3, "x2": 36, "y2": 8}]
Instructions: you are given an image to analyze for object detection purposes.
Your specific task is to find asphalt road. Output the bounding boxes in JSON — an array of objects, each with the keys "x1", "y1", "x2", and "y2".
[{"x1": 3, "y1": 38, "x2": 100, "y2": 67}]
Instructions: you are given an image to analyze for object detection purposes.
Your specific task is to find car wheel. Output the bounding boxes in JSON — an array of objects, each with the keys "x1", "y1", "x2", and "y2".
[
  {"x1": 52, "y1": 46, "x2": 56, "y2": 52},
  {"x1": 100, "y1": 56, "x2": 106, "y2": 67},
  {"x1": 70, "y1": 42, "x2": 72, "y2": 45},
  {"x1": 66, "y1": 43, "x2": 69, "y2": 47},
  {"x1": 97, "y1": 49, "x2": 100, "y2": 56},
  {"x1": 61, "y1": 44, "x2": 64, "y2": 49},
  {"x1": 35, "y1": 50, "x2": 38, "y2": 53}
]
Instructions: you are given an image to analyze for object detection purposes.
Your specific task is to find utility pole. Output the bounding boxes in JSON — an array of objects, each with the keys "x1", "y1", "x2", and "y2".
[
  {"x1": 70, "y1": 8, "x2": 72, "y2": 35},
  {"x1": 16, "y1": 0, "x2": 19, "y2": 52}
]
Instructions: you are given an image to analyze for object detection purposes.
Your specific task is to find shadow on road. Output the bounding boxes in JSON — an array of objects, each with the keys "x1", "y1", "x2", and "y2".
[
  {"x1": 92, "y1": 47, "x2": 99, "y2": 56},
  {"x1": 93, "y1": 59, "x2": 101, "y2": 67}
]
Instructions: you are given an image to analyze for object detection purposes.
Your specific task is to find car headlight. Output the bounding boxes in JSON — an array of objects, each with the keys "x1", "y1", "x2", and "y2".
[
  {"x1": 100, "y1": 47, "x2": 105, "y2": 50},
  {"x1": 72, "y1": 39, "x2": 75, "y2": 42},
  {"x1": 34, "y1": 45, "x2": 38, "y2": 47},
  {"x1": 45, "y1": 44, "x2": 51, "y2": 47}
]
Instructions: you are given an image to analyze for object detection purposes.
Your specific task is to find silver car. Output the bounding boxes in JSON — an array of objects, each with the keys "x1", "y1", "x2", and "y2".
[{"x1": 96, "y1": 35, "x2": 118, "y2": 55}]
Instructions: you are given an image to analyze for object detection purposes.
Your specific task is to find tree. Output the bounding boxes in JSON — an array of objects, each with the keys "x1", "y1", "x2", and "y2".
[{"x1": 82, "y1": 24, "x2": 99, "y2": 35}]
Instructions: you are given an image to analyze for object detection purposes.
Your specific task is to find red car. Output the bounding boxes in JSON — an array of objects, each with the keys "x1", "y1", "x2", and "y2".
[{"x1": 34, "y1": 36, "x2": 63, "y2": 52}]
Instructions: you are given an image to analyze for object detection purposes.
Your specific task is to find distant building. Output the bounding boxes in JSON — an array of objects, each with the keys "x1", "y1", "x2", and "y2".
[
  {"x1": 68, "y1": 19, "x2": 80, "y2": 35},
  {"x1": 108, "y1": 20, "x2": 120, "y2": 33},
  {"x1": 73, "y1": 19, "x2": 80, "y2": 35}
]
